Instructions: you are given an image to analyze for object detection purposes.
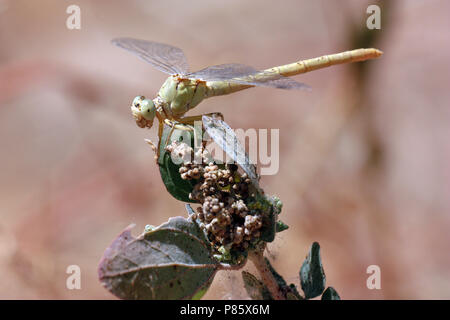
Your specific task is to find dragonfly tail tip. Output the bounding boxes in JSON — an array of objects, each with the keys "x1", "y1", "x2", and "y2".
[{"x1": 374, "y1": 48, "x2": 384, "y2": 57}]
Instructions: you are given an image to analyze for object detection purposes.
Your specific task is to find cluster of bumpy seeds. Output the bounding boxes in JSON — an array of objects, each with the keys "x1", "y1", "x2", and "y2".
[{"x1": 165, "y1": 141, "x2": 263, "y2": 250}]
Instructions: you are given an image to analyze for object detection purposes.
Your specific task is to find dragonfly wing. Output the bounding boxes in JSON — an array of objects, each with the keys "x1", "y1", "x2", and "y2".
[
  {"x1": 202, "y1": 115, "x2": 259, "y2": 187},
  {"x1": 189, "y1": 64, "x2": 259, "y2": 81},
  {"x1": 112, "y1": 38, "x2": 190, "y2": 75},
  {"x1": 238, "y1": 74, "x2": 311, "y2": 90},
  {"x1": 188, "y1": 63, "x2": 310, "y2": 90}
]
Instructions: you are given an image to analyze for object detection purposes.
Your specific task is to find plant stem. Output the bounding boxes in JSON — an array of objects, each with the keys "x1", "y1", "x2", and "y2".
[
  {"x1": 218, "y1": 260, "x2": 247, "y2": 271},
  {"x1": 248, "y1": 249, "x2": 286, "y2": 300}
]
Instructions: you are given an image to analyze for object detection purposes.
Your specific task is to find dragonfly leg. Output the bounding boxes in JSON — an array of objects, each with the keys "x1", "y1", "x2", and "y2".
[
  {"x1": 144, "y1": 139, "x2": 158, "y2": 162},
  {"x1": 176, "y1": 112, "x2": 225, "y2": 125},
  {"x1": 160, "y1": 113, "x2": 224, "y2": 163},
  {"x1": 154, "y1": 119, "x2": 196, "y2": 164},
  {"x1": 145, "y1": 119, "x2": 164, "y2": 163},
  {"x1": 164, "y1": 119, "x2": 200, "y2": 153},
  {"x1": 176, "y1": 113, "x2": 225, "y2": 153},
  {"x1": 163, "y1": 112, "x2": 223, "y2": 138},
  {"x1": 162, "y1": 113, "x2": 224, "y2": 133}
]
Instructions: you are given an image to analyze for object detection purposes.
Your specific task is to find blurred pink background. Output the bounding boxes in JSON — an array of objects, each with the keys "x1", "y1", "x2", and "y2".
[{"x1": 1, "y1": 0, "x2": 449, "y2": 299}]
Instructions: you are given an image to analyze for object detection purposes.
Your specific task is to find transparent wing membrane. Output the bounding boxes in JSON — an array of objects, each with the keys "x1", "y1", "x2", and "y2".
[
  {"x1": 189, "y1": 64, "x2": 259, "y2": 81},
  {"x1": 189, "y1": 63, "x2": 310, "y2": 90},
  {"x1": 112, "y1": 39, "x2": 309, "y2": 90},
  {"x1": 112, "y1": 38, "x2": 190, "y2": 75},
  {"x1": 202, "y1": 115, "x2": 259, "y2": 187}
]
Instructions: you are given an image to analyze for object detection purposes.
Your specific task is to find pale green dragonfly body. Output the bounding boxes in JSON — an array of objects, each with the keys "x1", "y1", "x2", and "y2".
[{"x1": 112, "y1": 38, "x2": 382, "y2": 135}]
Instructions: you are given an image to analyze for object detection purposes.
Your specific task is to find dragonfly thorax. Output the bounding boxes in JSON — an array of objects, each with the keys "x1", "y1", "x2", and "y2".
[{"x1": 158, "y1": 75, "x2": 208, "y2": 119}]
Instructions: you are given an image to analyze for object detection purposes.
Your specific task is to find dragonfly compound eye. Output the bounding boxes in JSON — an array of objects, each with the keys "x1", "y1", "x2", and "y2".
[
  {"x1": 132, "y1": 95, "x2": 145, "y2": 107},
  {"x1": 140, "y1": 99, "x2": 156, "y2": 121}
]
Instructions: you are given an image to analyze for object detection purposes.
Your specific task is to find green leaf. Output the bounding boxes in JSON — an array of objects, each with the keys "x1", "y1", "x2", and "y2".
[
  {"x1": 321, "y1": 287, "x2": 341, "y2": 300},
  {"x1": 242, "y1": 271, "x2": 273, "y2": 300},
  {"x1": 287, "y1": 284, "x2": 303, "y2": 300},
  {"x1": 264, "y1": 258, "x2": 302, "y2": 300},
  {"x1": 271, "y1": 195, "x2": 283, "y2": 214},
  {"x1": 159, "y1": 152, "x2": 199, "y2": 203},
  {"x1": 98, "y1": 217, "x2": 219, "y2": 300},
  {"x1": 259, "y1": 209, "x2": 275, "y2": 242},
  {"x1": 158, "y1": 124, "x2": 199, "y2": 203},
  {"x1": 300, "y1": 242, "x2": 326, "y2": 299},
  {"x1": 276, "y1": 220, "x2": 289, "y2": 233},
  {"x1": 265, "y1": 257, "x2": 288, "y2": 288},
  {"x1": 257, "y1": 195, "x2": 281, "y2": 243}
]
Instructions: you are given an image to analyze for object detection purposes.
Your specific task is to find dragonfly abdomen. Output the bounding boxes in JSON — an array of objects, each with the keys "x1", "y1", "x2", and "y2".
[
  {"x1": 266, "y1": 48, "x2": 383, "y2": 77},
  {"x1": 204, "y1": 48, "x2": 383, "y2": 96},
  {"x1": 205, "y1": 80, "x2": 252, "y2": 97}
]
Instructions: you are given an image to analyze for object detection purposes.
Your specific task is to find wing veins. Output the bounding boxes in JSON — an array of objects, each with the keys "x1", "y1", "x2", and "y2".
[
  {"x1": 112, "y1": 38, "x2": 190, "y2": 75},
  {"x1": 189, "y1": 63, "x2": 309, "y2": 90}
]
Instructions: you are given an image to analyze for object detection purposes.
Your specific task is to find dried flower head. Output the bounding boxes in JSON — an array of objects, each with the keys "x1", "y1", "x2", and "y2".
[{"x1": 165, "y1": 141, "x2": 264, "y2": 251}]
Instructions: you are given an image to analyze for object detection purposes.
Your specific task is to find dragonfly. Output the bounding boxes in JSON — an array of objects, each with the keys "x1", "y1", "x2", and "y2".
[{"x1": 112, "y1": 37, "x2": 382, "y2": 154}]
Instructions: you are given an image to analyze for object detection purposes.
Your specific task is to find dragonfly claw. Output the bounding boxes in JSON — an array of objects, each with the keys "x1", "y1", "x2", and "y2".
[{"x1": 145, "y1": 139, "x2": 158, "y2": 161}]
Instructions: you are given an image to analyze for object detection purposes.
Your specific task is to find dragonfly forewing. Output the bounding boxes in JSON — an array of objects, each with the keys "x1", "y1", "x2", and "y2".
[{"x1": 111, "y1": 38, "x2": 190, "y2": 75}]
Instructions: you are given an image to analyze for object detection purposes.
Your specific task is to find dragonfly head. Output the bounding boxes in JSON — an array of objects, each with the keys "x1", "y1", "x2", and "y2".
[{"x1": 131, "y1": 95, "x2": 156, "y2": 128}]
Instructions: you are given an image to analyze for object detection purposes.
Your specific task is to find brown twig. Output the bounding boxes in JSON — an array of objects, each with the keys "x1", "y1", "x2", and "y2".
[{"x1": 248, "y1": 248, "x2": 286, "y2": 300}]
